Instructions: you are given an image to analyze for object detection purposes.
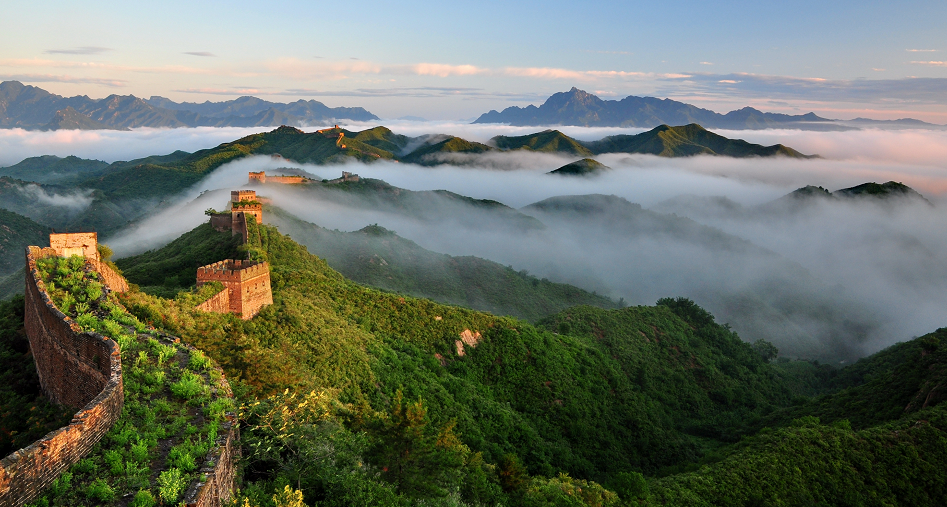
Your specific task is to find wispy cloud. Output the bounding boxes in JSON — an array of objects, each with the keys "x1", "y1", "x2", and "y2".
[
  {"x1": 45, "y1": 46, "x2": 112, "y2": 55},
  {"x1": 906, "y1": 49, "x2": 938, "y2": 52},
  {"x1": 911, "y1": 61, "x2": 947, "y2": 67},
  {"x1": 700, "y1": 61, "x2": 714, "y2": 65},
  {"x1": 583, "y1": 50, "x2": 632, "y2": 55},
  {"x1": 0, "y1": 73, "x2": 127, "y2": 87},
  {"x1": 174, "y1": 85, "x2": 543, "y2": 101},
  {"x1": 0, "y1": 58, "x2": 221, "y2": 76},
  {"x1": 658, "y1": 72, "x2": 947, "y2": 105},
  {"x1": 183, "y1": 51, "x2": 216, "y2": 57}
]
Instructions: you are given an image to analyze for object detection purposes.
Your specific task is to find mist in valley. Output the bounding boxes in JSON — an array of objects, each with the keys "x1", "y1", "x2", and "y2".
[{"x1": 7, "y1": 125, "x2": 947, "y2": 362}]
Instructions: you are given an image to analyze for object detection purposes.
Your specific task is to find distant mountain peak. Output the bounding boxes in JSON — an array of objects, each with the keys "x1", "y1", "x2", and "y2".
[{"x1": 473, "y1": 88, "x2": 841, "y2": 130}]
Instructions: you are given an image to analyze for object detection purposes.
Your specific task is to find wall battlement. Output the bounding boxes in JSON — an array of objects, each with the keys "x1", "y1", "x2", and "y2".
[
  {"x1": 231, "y1": 202, "x2": 262, "y2": 224},
  {"x1": 231, "y1": 190, "x2": 257, "y2": 203},
  {"x1": 246, "y1": 171, "x2": 307, "y2": 185}
]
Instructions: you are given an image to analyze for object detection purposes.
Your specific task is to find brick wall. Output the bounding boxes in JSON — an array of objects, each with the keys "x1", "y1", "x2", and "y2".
[
  {"x1": 230, "y1": 190, "x2": 256, "y2": 203},
  {"x1": 210, "y1": 213, "x2": 232, "y2": 232},
  {"x1": 0, "y1": 246, "x2": 124, "y2": 506}
]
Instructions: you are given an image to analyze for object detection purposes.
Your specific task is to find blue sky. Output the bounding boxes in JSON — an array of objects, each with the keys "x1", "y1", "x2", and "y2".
[{"x1": 2, "y1": 0, "x2": 946, "y2": 120}]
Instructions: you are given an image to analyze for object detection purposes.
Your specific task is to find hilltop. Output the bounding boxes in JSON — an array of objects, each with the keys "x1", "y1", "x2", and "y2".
[
  {"x1": 549, "y1": 158, "x2": 610, "y2": 176},
  {"x1": 0, "y1": 81, "x2": 378, "y2": 130}
]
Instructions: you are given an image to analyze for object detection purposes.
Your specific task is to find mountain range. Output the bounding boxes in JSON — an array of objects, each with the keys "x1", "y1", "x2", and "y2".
[
  {"x1": 5, "y1": 81, "x2": 943, "y2": 132},
  {"x1": 474, "y1": 87, "x2": 944, "y2": 130},
  {"x1": 0, "y1": 80, "x2": 378, "y2": 130}
]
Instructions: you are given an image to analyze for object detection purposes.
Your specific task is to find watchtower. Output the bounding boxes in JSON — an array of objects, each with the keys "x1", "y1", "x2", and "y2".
[
  {"x1": 231, "y1": 190, "x2": 257, "y2": 203},
  {"x1": 196, "y1": 259, "x2": 273, "y2": 319},
  {"x1": 49, "y1": 232, "x2": 99, "y2": 261}
]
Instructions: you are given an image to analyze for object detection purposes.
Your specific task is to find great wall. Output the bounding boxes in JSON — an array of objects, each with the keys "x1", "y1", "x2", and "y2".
[{"x1": 0, "y1": 186, "x2": 272, "y2": 506}]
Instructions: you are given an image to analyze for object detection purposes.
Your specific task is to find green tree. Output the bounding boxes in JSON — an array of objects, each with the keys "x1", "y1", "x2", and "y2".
[{"x1": 366, "y1": 390, "x2": 467, "y2": 498}]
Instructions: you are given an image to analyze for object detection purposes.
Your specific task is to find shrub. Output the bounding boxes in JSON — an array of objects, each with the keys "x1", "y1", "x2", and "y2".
[
  {"x1": 48, "y1": 471, "x2": 71, "y2": 497},
  {"x1": 188, "y1": 349, "x2": 213, "y2": 371},
  {"x1": 205, "y1": 397, "x2": 234, "y2": 421},
  {"x1": 157, "y1": 467, "x2": 188, "y2": 503},
  {"x1": 171, "y1": 371, "x2": 206, "y2": 400},
  {"x1": 104, "y1": 448, "x2": 124, "y2": 475},
  {"x1": 130, "y1": 489, "x2": 157, "y2": 507},
  {"x1": 72, "y1": 457, "x2": 97, "y2": 474},
  {"x1": 130, "y1": 438, "x2": 150, "y2": 463},
  {"x1": 84, "y1": 478, "x2": 116, "y2": 503},
  {"x1": 168, "y1": 444, "x2": 198, "y2": 472},
  {"x1": 74, "y1": 312, "x2": 99, "y2": 332}
]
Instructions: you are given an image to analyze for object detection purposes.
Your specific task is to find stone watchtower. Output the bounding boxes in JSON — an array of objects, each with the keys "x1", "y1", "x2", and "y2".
[
  {"x1": 196, "y1": 260, "x2": 273, "y2": 320},
  {"x1": 49, "y1": 232, "x2": 99, "y2": 261},
  {"x1": 209, "y1": 190, "x2": 262, "y2": 243},
  {"x1": 230, "y1": 190, "x2": 262, "y2": 225}
]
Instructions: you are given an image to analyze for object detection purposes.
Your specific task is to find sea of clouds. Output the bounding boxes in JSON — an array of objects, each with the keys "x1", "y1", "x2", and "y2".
[{"x1": 4, "y1": 123, "x2": 946, "y2": 358}]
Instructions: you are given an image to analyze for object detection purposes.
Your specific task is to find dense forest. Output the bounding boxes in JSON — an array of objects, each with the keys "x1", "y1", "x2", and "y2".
[{"x1": 4, "y1": 218, "x2": 947, "y2": 506}]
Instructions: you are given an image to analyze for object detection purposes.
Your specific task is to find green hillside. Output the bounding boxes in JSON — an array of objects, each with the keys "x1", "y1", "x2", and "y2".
[
  {"x1": 492, "y1": 130, "x2": 594, "y2": 156},
  {"x1": 400, "y1": 136, "x2": 494, "y2": 165},
  {"x1": 114, "y1": 222, "x2": 243, "y2": 291},
  {"x1": 265, "y1": 206, "x2": 617, "y2": 321},
  {"x1": 583, "y1": 124, "x2": 812, "y2": 158},
  {"x1": 0, "y1": 155, "x2": 109, "y2": 184},
  {"x1": 112, "y1": 218, "x2": 806, "y2": 503},
  {"x1": 2, "y1": 211, "x2": 946, "y2": 505},
  {"x1": 0, "y1": 208, "x2": 50, "y2": 276}
]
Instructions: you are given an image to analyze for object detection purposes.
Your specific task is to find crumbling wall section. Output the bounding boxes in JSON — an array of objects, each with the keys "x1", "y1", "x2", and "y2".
[
  {"x1": 195, "y1": 288, "x2": 230, "y2": 314},
  {"x1": 49, "y1": 233, "x2": 99, "y2": 261},
  {"x1": 0, "y1": 247, "x2": 124, "y2": 506},
  {"x1": 89, "y1": 259, "x2": 129, "y2": 293}
]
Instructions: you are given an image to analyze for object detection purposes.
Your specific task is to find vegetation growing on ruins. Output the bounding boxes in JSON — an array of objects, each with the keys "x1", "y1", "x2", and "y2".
[{"x1": 26, "y1": 255, "x2": 234, "y2": 506}]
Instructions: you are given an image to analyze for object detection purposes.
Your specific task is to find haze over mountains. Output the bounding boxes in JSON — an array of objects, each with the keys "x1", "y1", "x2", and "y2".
[
  {"x1": 0, "y1": 81, "x2": 377, "y2": 130},
  {"x1": 5, "y1": 81, "x2": 943, "y2": 133}
]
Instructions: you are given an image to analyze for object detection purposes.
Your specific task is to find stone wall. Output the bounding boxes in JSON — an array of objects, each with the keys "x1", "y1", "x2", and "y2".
[
  {"x1": 0, "y1": 246, "x2": 124, "y2": 506},
  {"x1": 182, "y1": 414, "x2": 239, "y2": 507}
]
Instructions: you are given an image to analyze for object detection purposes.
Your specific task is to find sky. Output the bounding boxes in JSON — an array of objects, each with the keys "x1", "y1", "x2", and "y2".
[{"x1": 2, "y1": 0, "x2": 947, "y2": 121}]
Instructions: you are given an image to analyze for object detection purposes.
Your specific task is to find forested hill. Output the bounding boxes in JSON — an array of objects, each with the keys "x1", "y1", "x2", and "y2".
[{"x1": 85, "y1": 216, "x2": 947, "y2": 505}]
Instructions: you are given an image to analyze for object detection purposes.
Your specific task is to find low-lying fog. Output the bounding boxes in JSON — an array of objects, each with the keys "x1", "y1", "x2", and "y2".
[{"x1": 7, "y1": 124, "x2": 946, "y2": 361}]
